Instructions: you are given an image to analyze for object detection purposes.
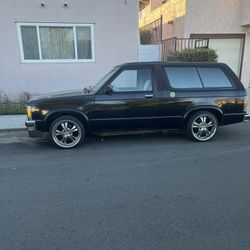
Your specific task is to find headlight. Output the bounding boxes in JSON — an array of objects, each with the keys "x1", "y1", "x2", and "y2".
[{"x1": 26, "y1": 106, "x2": 40, "y2": 120}]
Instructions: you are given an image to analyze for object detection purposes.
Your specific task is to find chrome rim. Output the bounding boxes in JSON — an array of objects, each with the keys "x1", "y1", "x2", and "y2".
[
  {"x1": 191, "y1": 114, "x2": 217, "y2": 141},
  {"x1": 52, "y1": 120, "x2": 81, "y2": 148}
]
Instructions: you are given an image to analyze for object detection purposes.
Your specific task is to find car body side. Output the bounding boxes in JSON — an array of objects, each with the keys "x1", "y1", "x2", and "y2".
[{"x1": 26, "y1": 62, "x2": 247, "y2": 136}]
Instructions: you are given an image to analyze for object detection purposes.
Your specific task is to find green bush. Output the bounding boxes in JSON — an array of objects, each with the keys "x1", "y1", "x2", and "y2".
[
  {"x1": 168, "y1": 48, "x2": 218, "y2": 62},
  {"x1": 0, "y1": 103, "x2": 27, "y2": 115},
  {"x1": 0, "y1": 91, "x2": 32, "y2": 115}
]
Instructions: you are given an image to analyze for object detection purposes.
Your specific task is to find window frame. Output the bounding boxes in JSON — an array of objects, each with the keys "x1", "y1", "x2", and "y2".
[
  {"x1": 164, "y1": 66, "x2": 204, "y2": 90},
  {"x1": 110, "y1": 67, "x2": 154, "y2": 94},
  {"x1": 98, "y1": 66, "x2": 156, "y2": 95},
  {"x1": 110, "y1": 68, "x2": 153, "y2": 93},
  {"x1": 196, "y1": 67, "x2": 233, "y2": 89},
  {"x1": 16, "y1": 22, "x2": 95, "y2": 63},
  {"x1": 163, "y1": 65, "x2": 235, "y2": 91}
]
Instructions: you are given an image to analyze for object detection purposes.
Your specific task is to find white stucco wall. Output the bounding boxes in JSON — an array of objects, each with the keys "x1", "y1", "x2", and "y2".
[
  {"x1": 184, "y1": 0, "x2": 242, "y2": 35},
  {"x1": 0, "y1": 0, "x2": 138, "y2": 96},
  {"x1": 241, "y1": 0, "x2": 250, "y2": 26}
]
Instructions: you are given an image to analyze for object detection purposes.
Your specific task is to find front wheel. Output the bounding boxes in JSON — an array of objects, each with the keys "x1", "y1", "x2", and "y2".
[
  {"x1": 186, "y1": 111, "x2": 218, "y2": 142},
  {"x1": 49, "y1": 116, "x2": 85, "y2": 149}
]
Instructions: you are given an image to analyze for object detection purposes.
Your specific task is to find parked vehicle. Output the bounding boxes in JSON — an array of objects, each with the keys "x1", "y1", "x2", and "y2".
[{"x1": 25, "y1": 62, "x2": 248, "y2": 149}]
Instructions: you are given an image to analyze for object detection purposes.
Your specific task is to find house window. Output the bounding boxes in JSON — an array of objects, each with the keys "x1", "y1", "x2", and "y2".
[{"x1": 17, "y1": 23, "x2": 95, "y2": 63}]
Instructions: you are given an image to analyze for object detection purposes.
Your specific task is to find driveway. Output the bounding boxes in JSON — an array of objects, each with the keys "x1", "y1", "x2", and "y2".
[{"x1": 0, "y1": 122, "x2": 250, "y2": 250}]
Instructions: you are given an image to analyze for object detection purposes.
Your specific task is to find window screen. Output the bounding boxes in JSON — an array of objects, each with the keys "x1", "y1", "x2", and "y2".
[
  {"x1": 76, "y1": 27, "x2": 92, "y2": 59},
  {"x1": 197, "y1": 68, "x2": 232, "y2": 88},
  {"x1": 164, "y1": 67, "x2": 203, "y2": 89},
  {"x1": 20, "y1": 26, "x2": 40, "y2": 60}
]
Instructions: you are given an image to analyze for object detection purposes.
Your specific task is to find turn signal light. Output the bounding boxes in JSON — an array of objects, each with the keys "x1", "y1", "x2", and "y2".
[{"x1": 27, "y1": 106, "x2": 32, "y2": 120}]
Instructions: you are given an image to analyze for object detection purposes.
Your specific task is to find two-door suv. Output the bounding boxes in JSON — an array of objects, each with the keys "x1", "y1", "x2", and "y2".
[{"x1": 25, "y1": 62, "x2": 248, "y2": 149}]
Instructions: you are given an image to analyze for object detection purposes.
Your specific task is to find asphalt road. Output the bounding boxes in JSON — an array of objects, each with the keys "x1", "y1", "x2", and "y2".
[{"x1": 0, "y1": 122, "x2": 250, "y2": 250}]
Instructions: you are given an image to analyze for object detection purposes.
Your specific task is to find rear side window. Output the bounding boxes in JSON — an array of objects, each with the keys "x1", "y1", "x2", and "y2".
[
  {"x1": 164, "y1": 66, "x2": 233, "y2": 89},
  {"x1": 197, "y1": 68, "x2": 232, "y2": 88},
  {"x1": 164, "y1": 67, "x2": 203, "y2": 89}
]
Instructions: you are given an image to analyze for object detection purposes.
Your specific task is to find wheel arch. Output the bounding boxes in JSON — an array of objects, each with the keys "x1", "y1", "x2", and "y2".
[
  {"x1": 184, "y1": 106, "x2": 223, "y2": 125},
  {"x1": 44, "y1": 109, "x2": 91, "y2": 133}
]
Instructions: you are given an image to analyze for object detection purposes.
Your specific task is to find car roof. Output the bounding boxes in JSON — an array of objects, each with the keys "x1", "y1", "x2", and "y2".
[{"x1": 118, "y1": 61, "x2": 226, "y2": 67}]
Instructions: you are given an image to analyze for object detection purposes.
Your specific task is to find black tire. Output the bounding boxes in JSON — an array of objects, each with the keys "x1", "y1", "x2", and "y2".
[
  {"x1": 49, "y1": 115, "x2": 85, "y2": 149},
  {"x1": 186, "y1": 111, "x2": 218, "y2": 142}
]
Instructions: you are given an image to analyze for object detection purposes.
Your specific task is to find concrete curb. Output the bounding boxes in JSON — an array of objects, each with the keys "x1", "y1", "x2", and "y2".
[
  {"x1": 244, "y1": 115, "x2": 250, "y2": 120},
  {"x1": 0, "y1": 128, "x2": 27, "y2": 132}
]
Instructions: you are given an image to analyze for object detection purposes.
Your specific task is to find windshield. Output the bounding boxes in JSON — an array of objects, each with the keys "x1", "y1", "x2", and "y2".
[{"x1": 90, "y1": 67, "x2": 118, "y2": 93}]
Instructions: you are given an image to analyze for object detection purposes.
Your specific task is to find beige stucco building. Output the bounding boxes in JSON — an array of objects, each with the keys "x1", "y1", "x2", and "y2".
[
  {"x1": 0, "y1": 0, "x2": 138, "y2": 96},
  {"x1": 139, "y1": 0, "x2": 250, "y2": 88}
]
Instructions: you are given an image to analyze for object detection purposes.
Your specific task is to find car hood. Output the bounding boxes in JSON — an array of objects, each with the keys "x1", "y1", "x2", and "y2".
[{"x1": 29, "y1": 89, "x2": 85, "y2": 102}]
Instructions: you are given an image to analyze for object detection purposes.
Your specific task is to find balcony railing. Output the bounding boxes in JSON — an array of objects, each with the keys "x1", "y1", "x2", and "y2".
[
  {"x1": 140, "y1": 17, "x2": 163, "y2": 45},
  {"x1": 161, "y1": 37, "x2": 209, "y2": 60}
]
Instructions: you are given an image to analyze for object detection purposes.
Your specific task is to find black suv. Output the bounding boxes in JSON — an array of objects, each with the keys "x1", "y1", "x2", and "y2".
[{"x1": 25, "y1": 62, "x2": 248, "y2": 149}]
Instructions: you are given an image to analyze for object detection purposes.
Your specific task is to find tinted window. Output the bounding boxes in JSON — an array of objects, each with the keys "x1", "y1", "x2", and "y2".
[
  {"x1": 197, "y1": 68, "x2": 232, "y2": 88},
  {"x1": 111, "y1": 69, "x2": 152, "y2": 92},
  {"x1": 164, "y1": 67, "x2": 203, "y2": 89}
]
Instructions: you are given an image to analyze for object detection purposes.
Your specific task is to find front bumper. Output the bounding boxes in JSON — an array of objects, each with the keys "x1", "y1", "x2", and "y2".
[{"x1": 25, "y1": 120, "x2": 43, "y2": 137}]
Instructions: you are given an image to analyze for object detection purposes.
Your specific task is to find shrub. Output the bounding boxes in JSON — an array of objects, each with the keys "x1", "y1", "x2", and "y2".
[
  {"x1": 168, "y1": 48, "x2": 218, "y2": 62},
  {"x1": 0, "y1": 91, "x2": 33, "y2": 115}
]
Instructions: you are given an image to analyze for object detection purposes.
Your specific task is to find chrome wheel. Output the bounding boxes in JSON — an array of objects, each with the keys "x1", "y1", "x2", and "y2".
[
  {"x1": 191, "y1": 114, "x2": 217, "y2": 141},
  {"x1": 52, "y1": 119, "x2": 82, "y2": 148}
]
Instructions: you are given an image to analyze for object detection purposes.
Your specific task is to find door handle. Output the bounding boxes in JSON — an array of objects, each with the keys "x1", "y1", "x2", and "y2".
[{"x1": 145, "y1": 94, "x2": 154, "y2": 98}]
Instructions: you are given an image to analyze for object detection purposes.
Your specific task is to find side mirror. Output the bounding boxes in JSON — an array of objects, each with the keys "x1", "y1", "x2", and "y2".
[{"x1": 105, "y1": 85, "x2": 113, "y2": 95}]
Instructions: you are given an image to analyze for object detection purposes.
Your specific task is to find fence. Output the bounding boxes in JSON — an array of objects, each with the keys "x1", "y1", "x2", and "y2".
[
  {"x1": 140, "y1": 17, "x2": 163, "y2": 45},
  {"x1": 162, "y1": 37, "x2": 209, "y2": 60}
]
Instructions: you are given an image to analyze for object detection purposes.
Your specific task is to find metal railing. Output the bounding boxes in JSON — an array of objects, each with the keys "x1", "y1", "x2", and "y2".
[
  {"x1": 162, "y1": 37, "x2": 209, "y2": 60},
  {"x1": 140, "y1": 17, "x2": 163, "y2": 45}
]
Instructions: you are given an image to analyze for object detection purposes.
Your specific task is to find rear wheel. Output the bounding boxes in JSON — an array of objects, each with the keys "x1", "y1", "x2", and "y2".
[
  {"x1": 49, "y1": 116, "x2": 85, "y2": 149},
  {"x1": 186, "y1": 111, "x2": 218, "y2": 142}
]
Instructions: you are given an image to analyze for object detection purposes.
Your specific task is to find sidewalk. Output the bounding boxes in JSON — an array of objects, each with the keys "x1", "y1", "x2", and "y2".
[
  {"x1": 0, "y1": 115, "x2": 26, "y2": 131},
  {"x1": 0, "y1": 89, "x2": 249, "y2": 131}
]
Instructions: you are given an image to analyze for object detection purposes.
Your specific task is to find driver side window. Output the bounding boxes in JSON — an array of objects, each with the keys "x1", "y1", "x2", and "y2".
[{"x1": 111, "y1": 68, "x2": 152, "y2": 92}]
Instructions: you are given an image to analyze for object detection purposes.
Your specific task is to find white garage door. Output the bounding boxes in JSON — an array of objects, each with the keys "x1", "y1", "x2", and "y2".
[{"x1": 209, "y1": 38, "x2": 243, "y2": 76}]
